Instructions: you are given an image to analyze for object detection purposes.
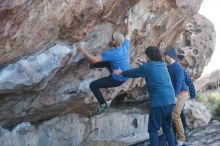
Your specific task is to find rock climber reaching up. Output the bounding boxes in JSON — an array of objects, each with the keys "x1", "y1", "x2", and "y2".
[{"x1": 77, "y1": 10, "x2": 132, "y2": 115}]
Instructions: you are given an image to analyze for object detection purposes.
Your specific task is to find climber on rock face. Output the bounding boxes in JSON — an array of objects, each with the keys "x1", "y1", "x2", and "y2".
[{"x1": 77, "y1": 10, "x2": 132, "y2": 115}]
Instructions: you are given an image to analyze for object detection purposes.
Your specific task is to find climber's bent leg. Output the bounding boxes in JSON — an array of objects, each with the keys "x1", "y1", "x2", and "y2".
[{"x1": 89, "y1": 76, "x2": 124, "y2": 104}]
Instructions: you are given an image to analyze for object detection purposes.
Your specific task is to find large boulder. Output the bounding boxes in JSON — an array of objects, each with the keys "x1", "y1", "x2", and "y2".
[
  {"x1": 184, "y1": 100, "x2": 211, "y2": 129},
  {"x1": 0, "y1": 108, "x2": 150, "y2": 146},
  {"x1": 0, "y1": 99, "x2": 215, "y2": 146},
  {"x1": 0, "y1": 0, "x2": 216, "y2": 136}
]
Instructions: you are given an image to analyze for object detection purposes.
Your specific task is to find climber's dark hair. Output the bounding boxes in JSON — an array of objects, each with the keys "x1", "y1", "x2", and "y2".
[
  {"x1": 177, "y1": 54, "x2": 189, "y2": 68},
  {"x1": 177, "y1": 54, "x2": 185, "y2": 61},
  {"x1": 145, "y1": 46, "x2": 163, "y2": 61}
]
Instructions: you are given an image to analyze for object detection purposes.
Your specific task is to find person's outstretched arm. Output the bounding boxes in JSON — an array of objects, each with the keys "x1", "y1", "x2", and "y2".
[
  {"x1": 125, "y1": 9, "x2": 132, "y2": 41},
  {"x1": 184, "y1": 70, "x2": 196, "y2": 99},
  {"x1": 114, "y1": 65, "x2": 145, "y2": 78},
  {"x1": 77, "y1": 43, "x2": 103, "y2": 63}
]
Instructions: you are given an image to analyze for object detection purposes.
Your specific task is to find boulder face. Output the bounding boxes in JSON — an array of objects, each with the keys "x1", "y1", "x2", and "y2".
[
  {"x1": 0, "y1": 109, "x2": 150, "y2": 146},
  {"x1": 184, "y1": 100, "x2": 211, "y2": 129},
  {"x1": 0, "y1": 0, "x2": 139, "y2": 67},
  {"x1": 0, "y1": 0, "x2": 216, "y2": 134},
  {"x1": 0, "y1": 101, "x2": 214, "y2": 146}
]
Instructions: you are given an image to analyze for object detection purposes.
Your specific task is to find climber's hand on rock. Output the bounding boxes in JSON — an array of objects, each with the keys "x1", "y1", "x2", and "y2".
[
  {"x1": 125, "y1": 9, "x2": 131, "y2": 23},
  {"x1": 113, "y1": 69, "x2": 122, "y2": 75},
  {"x1": 136, "y1": 59, "x2": 143, "y2": 65},
  {"x1": 136, "y1": 57, "x2": 145, "y2": 65},
  {"x1": 77, "y1": 41, "x2": 86, "y2": 52},
  {"x1": 77, "y1": 46, "x2": 82, "y2": 52},
  {"x1": 76, "y1": 45, "x2": 82, "y2": 52}
]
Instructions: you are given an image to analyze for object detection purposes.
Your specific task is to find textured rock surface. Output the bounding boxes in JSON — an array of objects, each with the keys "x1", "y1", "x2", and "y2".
[
  {"x1": 184, "y1": 100, "x2": 211, "y2": 129},
  {"x1": 133, "y1": 121, "x2": 220, "y2": 146},
  {"x1": 0, "y1": 110, "x2": 149, "y2": 146},
  {"x1": 195, "y1": 69, "x2": 220, "y2": 91},
  {"x1": 0, "y1": 0, "x2": 138, "y2": 66},
  {"x1": 0, "y1": 103, "x2": 216, "y2": 146},
  {"x1": 185, "y1": 122, "x2": 220, "y2": 146},
  {"x1": 0, "y1": 43, "x2": 77, "y2": 92},
  {"x1": 0, "y1": 0, "x2": 216, "y2": 141},
  {"x1": 175, "y1": 14, "x2": 216, "y2": 79}
]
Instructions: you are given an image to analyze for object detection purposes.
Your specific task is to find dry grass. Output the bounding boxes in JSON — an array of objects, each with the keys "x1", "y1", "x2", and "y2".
[{"x1": 197, "y1": 89, "x2": 220, "y2": 120}]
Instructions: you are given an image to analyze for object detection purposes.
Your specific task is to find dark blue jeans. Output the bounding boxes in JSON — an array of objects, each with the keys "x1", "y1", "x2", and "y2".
[
  {"x1": 89, "y1": 62, "x2": 124, "y2": 104},
  {"x1": 148, "y1": 104, "x2": 175, "y2": 146},
  {"x1": 180, "y1": 108, "x2": 188, "y2": 130}
]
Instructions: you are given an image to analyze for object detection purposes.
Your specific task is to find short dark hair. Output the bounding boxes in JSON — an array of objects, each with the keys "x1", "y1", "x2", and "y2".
[
  {"x1": 177, "y1": 54, "x2": 185, "y2": 61},
  {"x1": 177, "y1": 54, "x2": 189, "y2": 68},
  {"x1": 145, "y1": 46, "x2": 163, "y2": 61}
]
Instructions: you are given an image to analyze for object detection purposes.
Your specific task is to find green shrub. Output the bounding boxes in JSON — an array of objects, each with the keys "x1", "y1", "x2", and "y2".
[
  {"x1": 214, "y1": 101, "x2": 220, "y2": 121},
  {"x1": 196, "y1": 92, "x2": 206, "y2": 102},
  {"x1": 207, "y1": 95, "x2": 216, "y2": 106},
  {"x1": 195, "y1": 91, "x2": 220, "y2": 121}
]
